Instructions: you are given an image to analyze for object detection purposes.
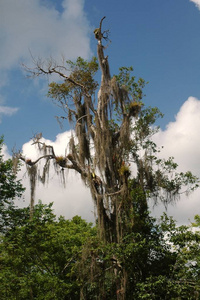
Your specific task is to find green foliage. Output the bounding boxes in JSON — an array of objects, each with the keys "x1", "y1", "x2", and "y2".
[
  {"x1": 77, "y1": 211, "x2": 200, "y2": 299},
  {"x1": 48, "y1": 56, "x2": 98, "y2": 101},
  {"x1": 0, "y1": 136, "x2": 25, "y2": 233},
  {"x1": 111, "y1": 66, "x2": 147, "y2": 122},
  {"x1": 0, "y1": 202, "x2": 96, "y2": 300},
  {"x1": 47, "y1": 56, "x2": 98, "y2": 124},
  {"x1": 136, "y1": 213, "x2": 200, "y2": 300},
  {"x1": 1, "y1": 199, "x2": 200, "y2": 299},
  {"x1": 0, "y1": 136, "x2": 24, "y2": 203},
  {"x1": 67, "y1": 56, "x2": 99, "y2": 91},
  {"x1": 114, "y1": 66, "x2": 146, "y2": 101}
]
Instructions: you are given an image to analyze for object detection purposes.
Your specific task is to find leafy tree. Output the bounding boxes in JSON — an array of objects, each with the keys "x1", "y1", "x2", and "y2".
[
  {"x1": 131, "y1": 214, "x2": 200, "y2": 299},
  {"x1": 15, "y1": 17, "x2": 199, "y2": 299},
  {"x1": 0, "y1": 136, "x2": 25, "y2": 233},
  {"x1": 0, "y1": 202, "x2": 96, "y2": 300}
]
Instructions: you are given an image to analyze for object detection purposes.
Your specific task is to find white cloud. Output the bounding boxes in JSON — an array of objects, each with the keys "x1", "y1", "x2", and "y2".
[
  {"x1": 18, "y1": 169, "x2": 94, "y2": 222},
  {"x1": 0, "y1": 106, "x2": 19, "y2": 122},
  {"x1": 0, "y1": 0, "x2": 92, "y2": 70},
  {"x1": 18, "y1": 131, "x2": 94, "y2": 222},
  {"x1": 190, "y1": 0, "x2": 200, "y2": 10},
  {"x1": 0, "y1": 106, "x2": 18, "y2": 115},
  {"x1": 152, "y1": 97, "x2": 200, "y2": 224},
  {"x1": 1, "y1": 143, "x2": 11, "y2": 161},
  {"x1": 154, "y1": 97, "x2": 200, "y2": 175}
]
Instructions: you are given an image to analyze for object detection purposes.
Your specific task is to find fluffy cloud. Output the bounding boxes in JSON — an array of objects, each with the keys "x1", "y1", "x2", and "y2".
[
  {"x1": 2, "y1": 143, "x2": 11, "y2": 161},
  {"x1": 0, "y1": 0, "x2": 92, "y2": 124},
  {"x1": 0, "y1": 0, "x2": 92, "y2": 70},
  {"x1": 190, "y1": 0, "x2": 200, "y2": 9},
  {"x1": 153, "y1": 97, "x2": 200, "y2": 175},
  {"x1": 18, "y1": 169, "x2": 94, "y2": 222},
  {"x1": 152, "y1": 97, "x2": 200, "y2": 224},
  {"x1": 0, "y1": 106, "x2": 19, "y2": 122}
]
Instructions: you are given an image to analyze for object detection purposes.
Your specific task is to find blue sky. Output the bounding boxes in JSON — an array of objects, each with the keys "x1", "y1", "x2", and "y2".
[
  {"x1": 1, "y1": 0, "x2": 200, "y2": 223},
  {"x1": 1, "y1": 0, "x2": 200, "y2": 150}
]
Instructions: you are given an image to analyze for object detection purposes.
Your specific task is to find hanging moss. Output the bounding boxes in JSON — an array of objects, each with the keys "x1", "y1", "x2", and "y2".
[
  {"x1": 39, "y1": 158, "x2": 51, "y2": 184},
  {"x1": 26, "y1": 164, "x2": 37, "y2": 219}
]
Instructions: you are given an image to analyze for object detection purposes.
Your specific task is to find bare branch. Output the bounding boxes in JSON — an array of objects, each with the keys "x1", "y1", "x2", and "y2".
[
  {"x1": 99, "y1": 16, "x2": 106, "y2": 33},
  {"x1": 22, "y1": 56, "x2": 92, "y2": 98},
  {"x1": 20, "y1": 154, "x2": 54, "y2": 166}
]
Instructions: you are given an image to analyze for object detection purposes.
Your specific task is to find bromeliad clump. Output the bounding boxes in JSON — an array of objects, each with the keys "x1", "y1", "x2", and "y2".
[{"x1": 55, "y1": 156, "x2": 67, "y2": 168}]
